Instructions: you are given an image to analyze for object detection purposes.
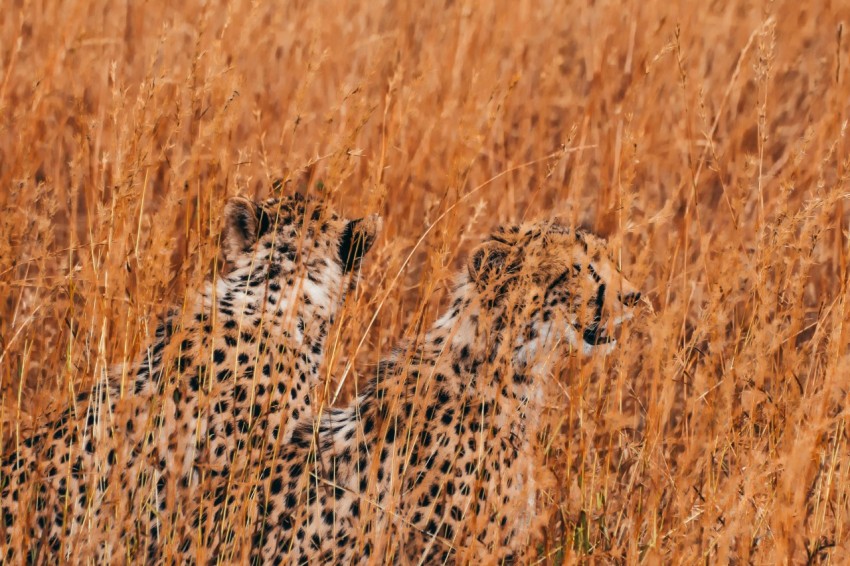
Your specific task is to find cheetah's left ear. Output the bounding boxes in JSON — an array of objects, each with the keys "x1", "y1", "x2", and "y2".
[
  {"x1": 222, "y1": 197, "x2": 272, "y2": 263},
  {"x1": 339, "y1": 214, "x2": 382, "y2": 273}
]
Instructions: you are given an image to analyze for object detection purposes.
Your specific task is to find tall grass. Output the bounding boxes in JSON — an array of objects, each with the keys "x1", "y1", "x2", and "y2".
[{"x1": 1, "y1": 0, "x2": 848, "y2": 562}]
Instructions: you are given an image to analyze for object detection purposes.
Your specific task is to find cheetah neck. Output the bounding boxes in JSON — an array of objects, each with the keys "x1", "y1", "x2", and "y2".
[
  {"x1": 417, "y1": 279, "x2": 553, "y2": 403},
  {"x1": 131, "y1": 260, "x2": 335, "y2": 397},
  {"x1": 120, "y1": 253, "x2": 344, "y2": 486},
  {"x1": 345, "y1": 278, "x2": 553, "y2": 456}
]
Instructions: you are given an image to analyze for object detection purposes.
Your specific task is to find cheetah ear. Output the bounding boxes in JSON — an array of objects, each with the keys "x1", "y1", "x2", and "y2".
[
  {"x1": 339, "y1": 214, "x2": 382, "y2": 273},
  {"x1": 467, "y1": 240, "x2": 514, "y2": 289},
  {"x1": 222, "y1": 197, "x2": 272, "y2": 263}
]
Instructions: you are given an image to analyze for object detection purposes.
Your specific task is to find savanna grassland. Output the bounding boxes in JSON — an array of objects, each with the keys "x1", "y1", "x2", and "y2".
[{"x1": 1, "y1": 0, "x2": 849, "y2": 563}]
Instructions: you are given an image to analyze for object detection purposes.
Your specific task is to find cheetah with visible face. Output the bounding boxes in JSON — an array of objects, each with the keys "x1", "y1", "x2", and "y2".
[
  {"x1": 0, "y1": 194, "x2": 381, "y2": 563},
  {"x1": 213, "y1": 220, "x2": 642, "y2": 564}
]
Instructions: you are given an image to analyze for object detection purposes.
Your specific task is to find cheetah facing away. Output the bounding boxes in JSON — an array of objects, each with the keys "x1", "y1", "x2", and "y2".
[
  {"x1": 238, "y1": 220, "x2": 642, "y2": 564},
  {"x1": 0, "y1": 194, "x2": 381, "y2": 563}
]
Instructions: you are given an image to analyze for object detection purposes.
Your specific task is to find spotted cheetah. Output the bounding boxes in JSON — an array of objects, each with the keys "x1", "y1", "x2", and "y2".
[
  {"x1": 0, "y1": 194, "x2": 381, "y2": 563},
  {"x1": 211, "y1": 220, "x2": 642, "y2": 564}
]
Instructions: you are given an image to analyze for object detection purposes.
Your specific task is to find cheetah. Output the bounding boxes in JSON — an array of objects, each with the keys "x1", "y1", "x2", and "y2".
[
  {"x1": 0, "y1": 193, "x2": 381, "y2": 563},
  {"x1": 214, "y1": 220, "x2": 642, "y2": 564}
]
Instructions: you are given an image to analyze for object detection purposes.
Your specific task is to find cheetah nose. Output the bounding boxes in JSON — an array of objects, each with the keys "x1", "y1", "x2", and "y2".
[{"x1": 618, "y1": 291, "x2": 641, "y2": 307}]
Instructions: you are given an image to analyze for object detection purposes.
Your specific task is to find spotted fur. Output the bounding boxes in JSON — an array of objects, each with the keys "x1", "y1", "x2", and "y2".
[
  {"x1": 207, "y1": 220, "x2": 642, "y2": 564},
  {"x1": 0, "y1": 194, "x2": 381, "y2": 563}
]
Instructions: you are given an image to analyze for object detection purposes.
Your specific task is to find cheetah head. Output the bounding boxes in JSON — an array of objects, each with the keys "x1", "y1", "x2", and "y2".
[
  {"x1": 467, "y1": 221, "x2": 641, "y2": 361},
  {"x1": 221, "y1": 194, "x2": 381, "y2": 321}
]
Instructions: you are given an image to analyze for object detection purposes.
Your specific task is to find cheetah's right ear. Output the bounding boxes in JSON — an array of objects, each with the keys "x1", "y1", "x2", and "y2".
[
  {"x1": 222, "y1": 197, "x2": 272, "y2": 262},
  {"x1": 467, "y1": 240, "x2": 514, "y2": 290},
  {"x1": 339, "y1": 214, "x2": 382, "y2": 273}
]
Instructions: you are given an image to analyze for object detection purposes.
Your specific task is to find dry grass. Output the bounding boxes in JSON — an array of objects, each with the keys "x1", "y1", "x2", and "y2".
[{"x1": 1, "y1": 0, "x2": 849, "y2": 562}]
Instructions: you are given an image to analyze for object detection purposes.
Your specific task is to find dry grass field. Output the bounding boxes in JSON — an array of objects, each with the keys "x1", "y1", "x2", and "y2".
[{"x1": 1, "y1": 0, "x2": 849, "y2": 563}]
